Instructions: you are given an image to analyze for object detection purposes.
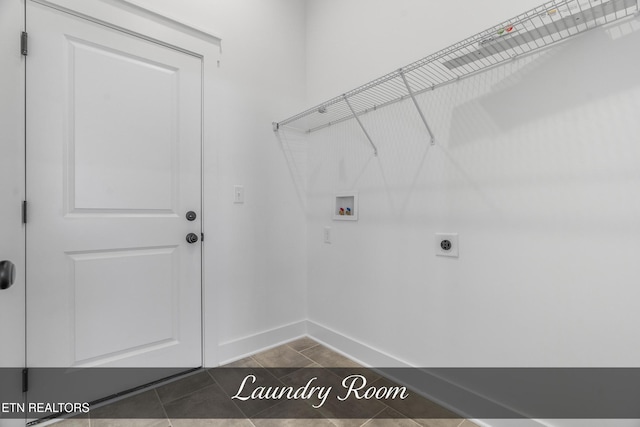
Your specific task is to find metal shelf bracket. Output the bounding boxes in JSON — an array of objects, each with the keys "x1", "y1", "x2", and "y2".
[
  {"x1": 399, "y1": 69, "x2": 435, "y2": 145},
  {"x1": 343, "y1": 94, "x2": 379, "y2": 156}
]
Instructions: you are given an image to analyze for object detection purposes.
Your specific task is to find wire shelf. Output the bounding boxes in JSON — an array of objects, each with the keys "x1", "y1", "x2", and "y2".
[{"x1": 274, "y1": 0, "x2": 638, "y2": 135}]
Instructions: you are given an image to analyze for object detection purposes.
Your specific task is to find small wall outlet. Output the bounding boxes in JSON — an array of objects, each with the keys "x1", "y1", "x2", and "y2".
[
  {"x1": 323, "y1": 226, "x2": 331, "y2": 244},
  {"x1": 435, "y1": 233, "x2": 459, "y2": 257},
  {"x1": 234, "y1": 185, "x2": 244, "y2": 204}
]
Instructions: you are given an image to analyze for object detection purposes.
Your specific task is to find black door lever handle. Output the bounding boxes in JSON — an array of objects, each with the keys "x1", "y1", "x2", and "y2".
[{"x1": 0, "y1": 260, "x2": 16, "y2": 290}]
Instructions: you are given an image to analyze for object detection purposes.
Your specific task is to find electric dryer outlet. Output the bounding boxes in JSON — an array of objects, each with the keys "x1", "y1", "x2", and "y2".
[{"x1": 435, "y1": 233, "x2": 459, "y2": 257}]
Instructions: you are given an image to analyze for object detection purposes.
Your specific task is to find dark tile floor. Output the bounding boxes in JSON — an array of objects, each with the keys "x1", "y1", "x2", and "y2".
[{"x1": 58, "y1": 337, "x2": 479, "y2": 427}]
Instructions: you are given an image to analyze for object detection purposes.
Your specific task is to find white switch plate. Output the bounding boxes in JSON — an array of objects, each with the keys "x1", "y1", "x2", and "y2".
[
  {"x1": 324, "y1": 226, "x2": 331, "y2": 244},
  {"x1": 234, "y1": 185, "x2": 244, "y2": 204},
  {"x1": 435, "y1": 233, "x2": 459, "y2": 257}
]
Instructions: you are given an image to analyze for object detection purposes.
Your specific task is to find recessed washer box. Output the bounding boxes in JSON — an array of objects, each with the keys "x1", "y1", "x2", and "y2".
[
  {"x1": 334, "y1": 192, "x2": 358, "y2": 221},
  {"x1": 436, "y1": 233, "x2": 459, "y2": 257}
]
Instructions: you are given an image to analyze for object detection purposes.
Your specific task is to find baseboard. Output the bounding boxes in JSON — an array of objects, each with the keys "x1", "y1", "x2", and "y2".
[
  {"x1": 216, "y1": 319, "x2": 307, "y2": 366},
  {"x1": 306, "y1": 319, "x2": 412, "y2": 368},
  {"x1": 306, "y1": 320, "x2": 549, "y2": 427}
]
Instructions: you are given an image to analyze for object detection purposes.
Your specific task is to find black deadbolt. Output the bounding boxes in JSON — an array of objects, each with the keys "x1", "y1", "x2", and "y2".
[
  {"x1": 186, "y1": 211, "x2": 197, "y2": 221},
  {"x1": 0, "y1": 260, "x2": 16, "y2": 290},
  {"x1": 186, "y1": 233, "x2": 199, "y2": 244},
  {"x1": 440, "y1": 240, "x2": 452, "y2": 251}
]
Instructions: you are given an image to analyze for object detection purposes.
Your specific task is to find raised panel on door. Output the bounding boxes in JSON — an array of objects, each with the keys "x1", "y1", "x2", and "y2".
[
  {"x1": 26, "y1": 1, "x2": 203, "y2": 411},
  {"x1": 68, "y1": 35, "x2": 180, "y2": 214}
]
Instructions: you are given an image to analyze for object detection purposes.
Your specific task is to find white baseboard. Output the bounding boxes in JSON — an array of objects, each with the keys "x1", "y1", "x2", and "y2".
[
  {"x1": 216, "y1": 320, "x2": 550, "y2": 427},
  {"x1": 306, "y1": 320, "x2": 548, "y2": 427},
  {"x1": 216, "y1": 319, "x2": 307, "y2": 366},
  {"x1": 306, "y1": 319, "x2": 412, "y2": 367}
]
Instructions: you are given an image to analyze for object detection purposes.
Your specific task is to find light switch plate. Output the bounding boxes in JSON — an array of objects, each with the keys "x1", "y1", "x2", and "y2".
[
  {"x1": 435, "y1": 233, "x2": 459, "y2": 257},
  {"x1": 234, "y1": 185, "x2": 244, "y2": 204},
  {"x1": 324, "y1": 226, "x2": 331, "y2": 244}
]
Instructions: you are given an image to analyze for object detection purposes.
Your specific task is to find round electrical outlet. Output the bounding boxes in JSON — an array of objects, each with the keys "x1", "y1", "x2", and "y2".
[{"x1": 440, "y1": 240, "x2": 452, "y2": 251}]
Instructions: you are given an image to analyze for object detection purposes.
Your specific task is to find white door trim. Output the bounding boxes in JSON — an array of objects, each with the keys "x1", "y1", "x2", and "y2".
[{"x1": 30, "y1": 0, "x2": 221, "y2": 45}]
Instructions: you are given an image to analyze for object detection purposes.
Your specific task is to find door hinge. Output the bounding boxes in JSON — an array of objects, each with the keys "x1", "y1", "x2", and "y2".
[
  {"x1": 201, "y1": 233, "x2": 204, "y2": 242},
  {"x1": 21, "y1": 31, "x2": 28, "y2": 56},
  {"x1": 22, "y1": 368, "x2": 28, "y2": 393},
  {"x1": 22, "y1": 201, "x2": 27, "y2": 224}
]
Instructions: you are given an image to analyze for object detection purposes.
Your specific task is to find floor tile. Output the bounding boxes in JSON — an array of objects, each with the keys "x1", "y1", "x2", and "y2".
[
  {"x1": 208, "y1": 368, "x2": 285, "y2": 418},
  {"x1": 90, "y1": 390, "x2": 166, "y2": 425},
  {"x1": 170, "y1": 419, "x2": 255, "y2": 427},
  {"x1": 51, "y1": 414, "x2": 90, "y2": 427},
  {"x1": 253, "y1": 419, "x2": 335, "y2": 427},
  {"x1": 91, "y1": 419, "x2": 169, "y2": 427},
  {"x1": 324, "y1": 420, "x2": 365, "y2": 427},
  {"x1": 286, "y1": 337, "x2": 320, "y2": 352},
  {"x1": 251, "y1": 399, "x2": 326, "y2": 420},
  {"x1": 163, "y1": 384, "x2": 244, "y2": 419},
  {"x1": 155, "y1": 371, "x2": 215, "y2": 405},
  {"x1": 311, "y1": 372, "x2": 386, "y2": 425},
  {"x1": 370, "y1": 378, "x2": 461, "y2": 427},
  {"x1": 208, "y1": 366, "x2": 280, "y2": 398},
  {"x1": 253, "y1": 345, "x2": 315, "y2": 368},
  {"x1": 222, "y1": 357, "x2": 262, "y2": 368},
  {"x1": 300, "y1": 345, "x2": 361, "y2": 368},
  {"x1": 74, "y1": 341, "x2": 478, "y2": 427},
  {"x1": 278, "y1": 365, "x2": 338, "y2": 389},
  {"x1": 252, "y1": 345, "x2": 316, "y2": 378},
  {"x1": 413, "y1": 419, "x2": 464, "y2": 427},
  {"x1": 361, "y1": 407, "x2": 422, "y2": 427}
]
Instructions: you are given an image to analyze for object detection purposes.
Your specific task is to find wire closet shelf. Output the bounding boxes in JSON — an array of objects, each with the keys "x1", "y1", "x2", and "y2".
[{"x1": 273, "y1": 0, "x2": 638, "y2": 143}]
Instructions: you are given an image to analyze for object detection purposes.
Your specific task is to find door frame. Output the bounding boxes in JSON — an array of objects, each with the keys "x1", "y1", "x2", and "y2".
[
  {"x1": 0, "y1": 0, "x2": 26, "y2": 376},
  {"x1": 24, "y1": 0, "x2": 221, "y2": 369}
]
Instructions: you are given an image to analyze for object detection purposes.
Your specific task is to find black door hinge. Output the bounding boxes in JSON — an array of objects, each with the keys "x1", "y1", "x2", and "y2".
[
  {"x1": 21, "y1": 32, "x2": 28, "y2": 56},
  {"x1": 22, "y1": 201, "x2": 27, "y2": 224},
  {"x1": 22, "y1": 368, "x2": 28, "y2": 393},
  {"x1": 201, "y1": 233, "x2": 204, "y2": 242}
]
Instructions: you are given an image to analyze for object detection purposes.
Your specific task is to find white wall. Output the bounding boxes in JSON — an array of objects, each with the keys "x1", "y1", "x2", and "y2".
[
  {"x1": 125, "y1": 0, "x2": 310, "y2": 365},
  {"x1": 304, "y1": 0, "x2": 640, "y2": 368},
  {"x1": 306, "y1": 0, "x2": 545, "y2": 105}
]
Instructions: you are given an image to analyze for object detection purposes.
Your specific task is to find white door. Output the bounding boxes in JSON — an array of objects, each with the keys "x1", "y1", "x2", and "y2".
[
  {"x1": 0, "y1": 0, "x2": 26, "y2": 425},
  {"x1": 26, "y1": 1, "x2": 203, "y2": 403}
]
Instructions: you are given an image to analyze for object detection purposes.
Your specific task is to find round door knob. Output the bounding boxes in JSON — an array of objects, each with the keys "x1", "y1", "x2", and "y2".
[
  {"x1": 0, "y1": 260, "x2": 16, "y2": 290},
  {"x1": 186, "y1": 211, "x2": 197, "y2": 221},
  {"x1": 186, "y1": 233, "x2": 199, "y2": 244}
]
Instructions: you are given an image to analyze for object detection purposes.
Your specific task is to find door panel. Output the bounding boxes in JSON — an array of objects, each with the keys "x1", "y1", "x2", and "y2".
[
  {"x1": 70, "y1": 246, "x2": 180, "y2": 365},
  {"x1": 26, "y1": 0, "x2": 202, "y2": 403},
  {"x1": 69, "y1": 36, "x2": 179, "y2": 212}
]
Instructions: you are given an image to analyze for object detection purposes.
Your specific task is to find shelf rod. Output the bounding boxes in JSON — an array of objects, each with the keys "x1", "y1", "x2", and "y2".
[
  {"x1": 399, "y1": 69, "x2": 436, "y2": 145},
  {"x1": 343, "y1": 94, "x2": 379, "y2": 156}
]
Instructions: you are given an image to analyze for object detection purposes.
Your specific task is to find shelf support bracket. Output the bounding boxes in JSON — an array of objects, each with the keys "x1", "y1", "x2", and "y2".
[
  {"x1": 399, "y1": 69, "x2": 436, "y2": 145},
  {"x1": 343, "y1": 95, "x2": 378, "y2": 157}
]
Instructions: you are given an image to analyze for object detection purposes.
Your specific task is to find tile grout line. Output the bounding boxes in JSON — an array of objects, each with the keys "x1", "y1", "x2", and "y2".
[
  {"x1": 205, "y1": 368, "x2": 250, "y2": 416},
  {"x1": 291, "y1": 341, "x2": 340, "y2": 427},
  {"x1": 295, "y1": 341, "x2": 384, "y2": 427},
  {"x1": 206, "y1": 363, "x2": 283, "y2": 424},
  {"x1": 153, "y1": 387, "x2": 172, "y2": 427},
  {"x1": 155, "y1": 369, "x2": 213, "y2": 407},
  {"x1": 285, "y1": 342, "x2": 320, "y2": 353},
  {"x1": 359, "y1": 405, "x2": 389, "y2": 427}
]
